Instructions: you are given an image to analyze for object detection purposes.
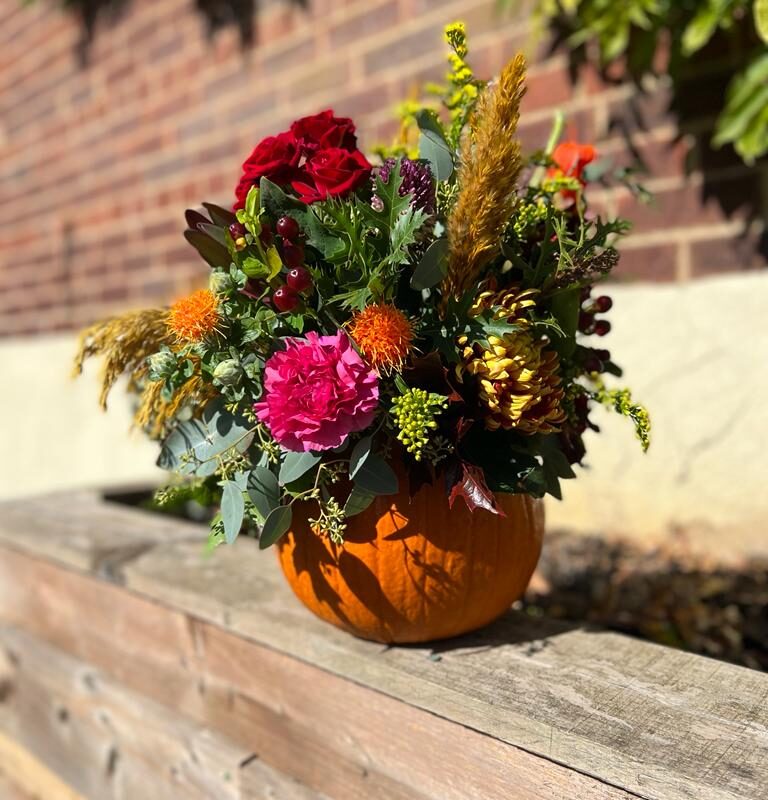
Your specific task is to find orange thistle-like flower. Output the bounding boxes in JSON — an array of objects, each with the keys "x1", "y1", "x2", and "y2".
[
  {"x1": 349, "y1": 304, "x2": 414, "y2": 373},
  {"x1": 168, "y1": 289, "x2": 220, "y2": 343}
]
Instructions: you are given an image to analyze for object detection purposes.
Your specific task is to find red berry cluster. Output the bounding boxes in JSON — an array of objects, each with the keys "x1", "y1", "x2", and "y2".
[
  {"x1": 272, "y1": 216, "x2": 312, "y2": 313},
  {"x1": 578, "y1": 286, "x2": 612, "y2": 338}
]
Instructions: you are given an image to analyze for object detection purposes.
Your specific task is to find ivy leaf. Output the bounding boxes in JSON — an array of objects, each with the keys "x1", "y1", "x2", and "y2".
[
  {"x1": 411, "y1": 238, "x2": 448, "y2": 290},
  {"x1": 353, "y1": 454, "x2": 398, "y2": 496},
  {"x1": 259, "y1": 505, "x2": 293, "y2": 549},
  {"x1": 279, "y1": 450, "x2": 321, "y2": 485},
  {"x1": 343, "y1": 486, "x2": 376, "y2": 517},
  {"x1": 221, "y1": 481, "x2": 245, "y2": 544},
  {"x1": 447, "y1": 461, "x2": 505, "y2": 516}
]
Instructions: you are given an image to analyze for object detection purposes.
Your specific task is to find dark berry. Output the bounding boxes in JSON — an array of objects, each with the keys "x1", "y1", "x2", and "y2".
[
  {"x1": 596, "y1": 348, "x2": 611, "y2": 362},
  {"x1": 579, "y1": 286, "x2": 592, "y2": 302},
  {"x1": 594, "y1": 295, "x2": 613, "y2": 313},
  {"x1": 578, "y1": 311, "x2": 595, "y2": 333},
  {"x1": 584, "y1": 356, "x2": 602, "y2": 373},
  {"x1": 286, "y1": 266, "x2": 312, "y2": 292},
  {"x1": 272, "y1": 286, "x2": 299, "y2": 313},
  {"x1": 594, "y1": 319, "x2": 611, "y2": 337},
  {"x1": 282, "y1": 240, "x2": 305, "y2": 268},
  {"x1": 259, "y1": 223, "x2": 274, "y2": 248},
  {"x1": 228, "y1": 222, "x2": 246, "y2": 239},
  {"x1": 574, "y1": 394, "x2": 589, "y2": 415},
  {"x1": 276, "y1": 216, "x2": 300, "y2": 240}
]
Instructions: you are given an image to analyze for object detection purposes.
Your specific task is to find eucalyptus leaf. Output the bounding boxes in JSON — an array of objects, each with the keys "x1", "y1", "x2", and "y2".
[
  {"x1": 353, "y1": 454, "x2": 398, "y2": 496},
  {"x1": 259, "y1": 505, "x2": 293, "y2": 549},
  {"x1": 343, "y1": 486, "x2": 376, "y2": 517},
  {"x1": 418, "y1": 128, "x2": 454, "y2": 181},
  {"x1": 247, "y1": 467, "x2": 280, "y2": 519},
  {"x1": 279, "y1": 450, "x2": 321, "y2": 485},
  {"x1": 221, "y1": 481, "x2": 245, "y2": 544},
  {"x1": 411, "y1": 238, "x2": 448, "y2": 290},
  {"x1": 349, "y1": 436, "x2": 373, "y2": 479}
]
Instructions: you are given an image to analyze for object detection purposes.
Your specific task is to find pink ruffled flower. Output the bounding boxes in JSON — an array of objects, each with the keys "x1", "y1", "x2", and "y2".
[{"x1": 254, "y1": 331, "x2": 379, "y2": 452}]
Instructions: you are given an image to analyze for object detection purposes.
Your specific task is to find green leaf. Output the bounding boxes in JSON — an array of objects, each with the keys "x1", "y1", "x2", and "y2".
[
  {"x1": 247, "y1": 467, "x2": 280, "y2": 519},
  {"x1": 682, "y1": 0, "x2": 730, "y2": 56},
  {"x1": 202, "y1": 202, "x2": 237, "y2": 228},
  {"x1": 349, "y1": 436, "x2": 373, "y2": 479},
  {"x1": 343, "y1": 486, "x2": 376, "y2": 517},
  {"x1": 756, "y1": 0, "x2": 768, "y2": 43},
  {"x1": 279, "y1": 450, "x2": 321, "y2": 485},
  {"x1": 411, "y1": 238, "x2": 448, "y2": 290},
  {"x1": 259, "y1": 505, "x2": 293, "y2": 549},
  {"x1": 353, "y1": 454, "x2": 398, "y2": 496},
  {"x1": 548, "y1": 287, "x2": 580, "y2": 357},
  {"x1": 198, "y1": 222, "x2": 228, "y2": 246},
  {"x1": 184, "y1": 230, "x2": 231, "y2": 268},
  {"x1": 415, "y1": 110, "x2": 453, "y2": 180},
  {"x1": 221, "y1": 481, "x2": 245, "y2": 544}
]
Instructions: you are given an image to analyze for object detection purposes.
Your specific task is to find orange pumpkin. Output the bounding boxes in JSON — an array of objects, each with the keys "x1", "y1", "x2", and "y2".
[{"x1": 276, "y1": 475, "x2": 544, "y2": 644}]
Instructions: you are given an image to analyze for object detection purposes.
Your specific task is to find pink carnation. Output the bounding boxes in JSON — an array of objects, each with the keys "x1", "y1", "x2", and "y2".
[{"x1": 254, "y1": 331, "x2": 379, "y2": 452}]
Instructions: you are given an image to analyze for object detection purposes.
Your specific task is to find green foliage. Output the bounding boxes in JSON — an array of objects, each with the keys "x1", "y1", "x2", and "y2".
[
  {"x1": 503, "y1": 0, "x2": 768, "y2": 163},
  {"x1": 593, "y1": 381, "x2": 652, "y2": 451}
]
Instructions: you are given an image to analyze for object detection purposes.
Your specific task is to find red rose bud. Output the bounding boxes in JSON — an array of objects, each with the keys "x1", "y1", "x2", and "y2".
[
  {"x1": 282, "y1": 240, "x2": 305, "y2": 268},
  {"x1": 594, "y1": 295, "x2": 613, "y2": 313},
  {"x1": 276, "y1": 215, "x2": 300, "y2": 241},
  {"x1": 286, "y1": 266, "x2": 312, "y2": 292},
  {"x1": 273, "y1": 285, "x2": 299, "y2": 312},
  {"x1": 234, "y1": 131, "x2": 301, "y2": 209},
  {"x1": 594, "y1": 319, "x2": 611, "y2": 337}
]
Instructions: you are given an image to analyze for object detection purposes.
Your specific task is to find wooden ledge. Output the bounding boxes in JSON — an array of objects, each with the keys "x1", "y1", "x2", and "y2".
[{"x1": 0, "y1": 491, "x2": 766, "y2": 799}]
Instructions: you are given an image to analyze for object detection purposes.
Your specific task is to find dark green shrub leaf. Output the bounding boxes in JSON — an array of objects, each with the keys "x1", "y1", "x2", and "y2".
[
  {"x1": 353, "y1": 454, "x2": 398, "y2": 496},
  {"x1": 349, "y1": 436, "x2": 373, "y2": 479},
  {"x1": 411, "y1": 238, "x2": 448, "y2": 290},
  {"x1": 344, "y1": 486, "x2": 376, "y2": 517}
]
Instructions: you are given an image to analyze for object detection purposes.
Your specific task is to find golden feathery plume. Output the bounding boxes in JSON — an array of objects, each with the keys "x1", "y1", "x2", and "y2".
[
  {"x1": 443, "y1": 53, "x2": 527, "y2": 301},
  {"x1": 134, "y1": 374, "x2": 215, "y2": 439},
  {"x1": 73, "y1": 308, "x2": 171, "y2": 409}
]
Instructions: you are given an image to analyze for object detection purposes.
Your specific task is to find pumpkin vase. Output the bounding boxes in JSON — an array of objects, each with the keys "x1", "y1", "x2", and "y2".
[{"x1": 276, "y1": 478, "x2": 544, "y2": 644}]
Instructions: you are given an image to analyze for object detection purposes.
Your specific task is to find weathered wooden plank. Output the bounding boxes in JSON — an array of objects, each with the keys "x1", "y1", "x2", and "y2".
[
  {"x1": 1, "y1": 492, "x2": 768, "y2": 799},
  {"x1": 120, "y1": 536, "x2": 768, "y2": 800},
  {"x1": 240, "y1": 756, "x2": 334, "y2": 800},
  {"x1": 0, "y1": 728, "x2": 84, "y2": 800},
  {"x1": 0, "y1": 546, "x2": 636, "y2": 800},
  {"x1": 0, "y1": 489, "x2": 200, "y2": 576},
  {"x1": 0, "y1": 625, "x2": 251, "y2": 800}
]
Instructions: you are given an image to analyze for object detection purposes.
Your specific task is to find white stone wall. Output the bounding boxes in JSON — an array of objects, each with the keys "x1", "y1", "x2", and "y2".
[{"x1": 1, "y1": 272, "x2": 766, "y2": 555}]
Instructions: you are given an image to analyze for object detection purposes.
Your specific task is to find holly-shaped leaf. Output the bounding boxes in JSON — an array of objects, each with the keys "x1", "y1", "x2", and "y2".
[{"x1": 446, "y1": 461, "x2": 506, "y2": 516}]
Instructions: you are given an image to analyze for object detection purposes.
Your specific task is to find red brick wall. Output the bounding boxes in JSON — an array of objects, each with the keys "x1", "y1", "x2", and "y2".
[{"x1": 1, "y1": 0, "x2": 765, "y2": 336}]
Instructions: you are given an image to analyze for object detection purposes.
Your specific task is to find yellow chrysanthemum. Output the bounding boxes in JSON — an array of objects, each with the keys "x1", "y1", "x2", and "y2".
[
  {"x1": 168, "y1": 289, "x2": 220, "y2": 343},
  {"x1": 348, "y1": 304, "x2": 414, "y2": 373},
  {"x1": 458, "y1": 284, "x2": 566, "y2": 434}
]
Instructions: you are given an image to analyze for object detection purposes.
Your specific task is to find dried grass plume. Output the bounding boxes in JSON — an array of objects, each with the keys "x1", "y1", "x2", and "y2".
[{"x1": 443, "y1": 53, "x2": 527, "y2": 301}]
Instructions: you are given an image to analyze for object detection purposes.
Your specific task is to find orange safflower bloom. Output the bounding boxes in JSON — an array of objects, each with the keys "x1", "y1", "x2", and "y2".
[
  {"x1": 168, "y1": 289, "x2": 220, "y2": 343},
  {"x1": 349, "y1": 304, "x2": 414, "y2": 373}
]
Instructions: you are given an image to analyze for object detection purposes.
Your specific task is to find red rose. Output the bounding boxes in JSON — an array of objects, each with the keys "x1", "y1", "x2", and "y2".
[
  {"x1": 234, "y1": 131, "x2": 301, "y2": 209},
  {"x1": 292, "y1": 148, "x2": 372, "y2": 203},
  {"x1": 291, "y1": 110, "x2": 357, "y2": 154}
]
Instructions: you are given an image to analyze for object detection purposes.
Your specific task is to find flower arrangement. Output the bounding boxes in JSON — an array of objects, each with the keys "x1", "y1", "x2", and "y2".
[{"x1": 76, "y1": 23, "x2": 649, "y2": 553}]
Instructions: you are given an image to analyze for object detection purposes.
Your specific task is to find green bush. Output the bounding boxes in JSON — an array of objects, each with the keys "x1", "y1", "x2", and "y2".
[{"x1": 503, "y1": 0, "x2": 768, "y2": 164}]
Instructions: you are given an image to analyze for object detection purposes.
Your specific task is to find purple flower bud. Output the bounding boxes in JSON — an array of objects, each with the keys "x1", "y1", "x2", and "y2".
[{"x1": 374, "y1": 157, "x2": 436, "y2": 215}]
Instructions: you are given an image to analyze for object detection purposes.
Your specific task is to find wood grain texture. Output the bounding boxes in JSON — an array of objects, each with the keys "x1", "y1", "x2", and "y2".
[
  {"x1": 0, "y1": 729, "x2": 84, "y2": 800},
  {"x1": 1, "y1": 492, "x2": 767, "y2": 800},
  {"x1": 0, "y1": 626, "x2": 250, "y2": 800}
]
